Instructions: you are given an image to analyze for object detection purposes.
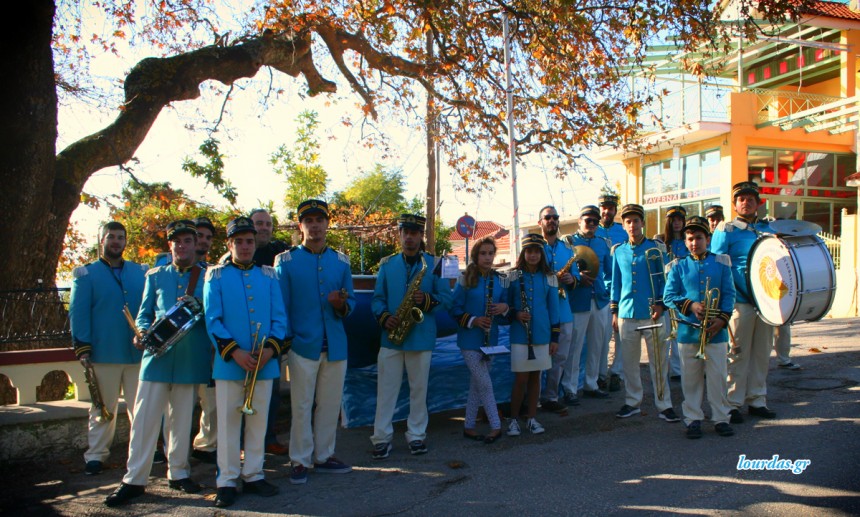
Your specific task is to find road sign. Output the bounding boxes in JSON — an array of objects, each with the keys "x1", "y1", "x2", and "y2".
[{"x1": 456, "y1": 215, "x2": 476, "y2": 239}]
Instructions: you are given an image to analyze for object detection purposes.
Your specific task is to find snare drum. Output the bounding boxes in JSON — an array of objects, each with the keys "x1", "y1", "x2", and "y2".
[
  {"x1": 746, "y1": 233, "x2": 835, "y2": 326},
  {"x1": 142, "y1": 296, "x2": 204, "y2": 357}
]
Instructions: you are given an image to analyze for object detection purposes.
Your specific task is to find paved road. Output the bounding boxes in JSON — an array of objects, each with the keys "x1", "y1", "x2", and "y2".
[{"x1": 2, "y1": 318, "x2": 859, "y2": 516}]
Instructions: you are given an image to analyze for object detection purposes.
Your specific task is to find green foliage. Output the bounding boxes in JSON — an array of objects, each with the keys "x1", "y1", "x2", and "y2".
[
  {"x1": 271, "y1": 110, "x2": 328, "y2": 217},
  {"x1": 181, "y1": 138, "x2": 239, "y2": 207}
]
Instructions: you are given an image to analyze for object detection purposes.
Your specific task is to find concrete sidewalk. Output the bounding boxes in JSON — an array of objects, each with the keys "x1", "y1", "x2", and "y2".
[{"x1": 1, "y1": 317, "x2": 858, "y2": 516}]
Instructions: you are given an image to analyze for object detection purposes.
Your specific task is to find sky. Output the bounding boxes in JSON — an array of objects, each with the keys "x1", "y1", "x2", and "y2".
[{"x1": 58, "y1": 3, "x2": 622, "y2": 245}]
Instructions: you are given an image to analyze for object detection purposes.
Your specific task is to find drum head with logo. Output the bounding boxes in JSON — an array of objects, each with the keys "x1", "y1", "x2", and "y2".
[{"x1": 747, "y1": 235, "x2": 800, "y2": 326}]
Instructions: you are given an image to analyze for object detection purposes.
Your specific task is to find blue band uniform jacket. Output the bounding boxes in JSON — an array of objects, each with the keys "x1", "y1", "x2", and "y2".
[
  {"x1": 663, "y1": 253, "x2": 736, "y2": 344},
  {"x1": 135, "y1": 264, "x2": 211, "y2": 384},
  {"x1": 70, "y1": 258, "x2": 148, "y2": 363},
  {"x1": 610, "y1": 239, "x2": 669, "y2": 319},
  {"x1": 506, "y1": 270, "x2": 560, "y2": 345},
  {"x1": 565, "y1": 232, "x2": 613, "y2": 313},
  {"x1": 709, "y1": 217, "x2": 774, "y2": 305},
  {"x1": 596, "y1": 222, "x2": 628, "y2": 296},
  {"x1": 203, "y1": 262, "x2": 288, "y2": 381},
  {"x1": 544, "y1": 239, "x2": 580, "y2": 324},
  {"x1": 450, "y1": 271, "x2": 511, "y2": 350},
  {"x1": 372, "y1": 252, "x2": 453, "y2": 351},
  {"x1": 274, "y1": 246, "x2": 356, "y2": 362}
]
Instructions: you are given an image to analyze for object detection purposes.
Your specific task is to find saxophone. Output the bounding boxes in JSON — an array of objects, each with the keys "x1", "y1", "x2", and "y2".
[
  {"x1": 387, "y1": 256, "x2": 427, "y2": 345},
  {"x1": 556, "y1": 255, "x2": 577, "y2": 300},
  {"x1": 82, "y1": 358, "x2": 113, "y2": 423}
]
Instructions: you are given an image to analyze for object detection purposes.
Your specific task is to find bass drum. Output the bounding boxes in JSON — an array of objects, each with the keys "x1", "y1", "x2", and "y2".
[{"x1": 746, "y1": 234, "x2": 835, "y2": 326}]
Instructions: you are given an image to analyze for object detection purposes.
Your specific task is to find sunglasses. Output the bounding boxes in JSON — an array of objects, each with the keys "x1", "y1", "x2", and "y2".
[
  {"x1": 543, "y1": 214, "x2": 560, "y2": 221},
  {"x1": 583, "y1": 218, "x2": 599, "y2": 225}
]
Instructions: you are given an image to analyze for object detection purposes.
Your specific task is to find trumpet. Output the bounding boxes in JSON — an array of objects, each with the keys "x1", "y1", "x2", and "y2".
[
  {"x1": 238, "y1": 323, "x2": 264, "y2": 416},
  {"x1": 82, "y1": 357, "x2": 113, "y2": 423},
  {"x1": 645, "y1": 247, "x2": 667, "y2": 401},
  {"x1": 696, "y1": 279, "x2": 720, "y2": 360}
]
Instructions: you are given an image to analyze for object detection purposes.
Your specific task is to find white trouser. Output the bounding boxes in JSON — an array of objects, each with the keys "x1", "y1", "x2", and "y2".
[
  {"x1": 543, "y1": 321, "x2": 574, "y2": 400},
  {"x1": 288, "y1": 350, "x2": 347, "y2": 467},
  {"x1": 727, "y1": 303, "x2": 773, "y2": 409},
  {"x1": 123, "y1": 381, "x2": 196, "y2": 484},
  {"x1": 679, "y1": 341, "x2": 732, "y2": 425},
  {"x1": 84, "y1": 362, "x2": 140, "y2": 463},
  {"x1": 773, "y1": 324, "x2": 792, "y2": 365},
  {"x1": 606, "y1": 327, "x2": 624, "y2": 378},
  {"x1": 192, "y1": 384, "x2": 217, "y2": 452},
  {"x1": 371, "y1": 348, "x2": 431, "y2": 445},
  {"x1": 618, "y1": 318, "x2": 672, "y2": 411},
  {"x1": 215, "y1": 378, "x2": 273, "y2": 488},
  {"x1": 580, "y1": 302, "x2": 609, "y2": 391}
]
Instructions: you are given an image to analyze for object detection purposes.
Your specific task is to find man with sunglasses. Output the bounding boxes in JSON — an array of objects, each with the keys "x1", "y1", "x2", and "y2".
[
  {"x1": 564, "y1": 206, "x2": 614, "y2": 399},
  {"x1": 539, "y1": 206, "x2": 580, "y2": 412}
]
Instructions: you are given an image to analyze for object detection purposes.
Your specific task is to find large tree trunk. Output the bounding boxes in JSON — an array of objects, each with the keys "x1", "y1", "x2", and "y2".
[{"x1": 0, "y1": 0, "x2": 60, "y2": 292}]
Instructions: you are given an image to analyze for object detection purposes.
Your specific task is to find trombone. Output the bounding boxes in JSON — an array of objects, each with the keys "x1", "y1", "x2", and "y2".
[
  {"x1": 696, "y1": 278, "x2": 721, "y2": 360},
  {"x1": 238, "y1": 323, "x2": 264, "y2": 415},
  {"x1": 645, "y1": 247, "x2": 668, "y2": 401}
]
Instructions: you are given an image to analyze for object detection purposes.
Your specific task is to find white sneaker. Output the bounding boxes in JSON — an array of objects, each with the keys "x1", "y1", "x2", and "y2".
[
  {"x1": 527, "y1": 417, "x2": 545, "y2": 434},
  {"x1": 506, "y1": 418, "x2": 521, "y2": 436}
]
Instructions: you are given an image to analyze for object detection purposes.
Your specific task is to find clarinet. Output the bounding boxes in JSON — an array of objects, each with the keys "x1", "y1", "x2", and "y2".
[
  {"x1": 483, "y1": 273, "x2": 494, "y2": 348},
  {"x1": 518, "y1": 272, "x2": 536, "y2": 360}
]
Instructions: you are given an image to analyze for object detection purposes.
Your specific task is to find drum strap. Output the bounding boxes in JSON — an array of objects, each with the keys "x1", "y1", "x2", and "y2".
[{"x1": 186, "y1": 266, "x2": 202, "y2": 297}]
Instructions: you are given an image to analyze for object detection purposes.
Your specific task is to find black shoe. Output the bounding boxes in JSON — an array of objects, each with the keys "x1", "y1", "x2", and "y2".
[
  {"x1": 562, "y1": 393, "x2": 580, "y2": 406},
  {"x1": 463, "y1": 430, "x2": 485, "y2": 441},
  {"x1": 659, "y1": 408, "x2": 681, "y2": 423},
  {"x1": 748, "y1": 405, "x2": 777, "y2": 419},
  {"x1": 729, "y1": 409, "x2": 744, "y2": 424},
  {"x1": 597, "y1": 378, "x2": 608, "y2": 391},
  {"x1": 153, "y1": 448, "x2": 166, "y2": 464},
  {"x1": 483, "y1": 430, "x2": 502, "y2": 444},
  {"x1": 686, "y1": 420, "x2": 703, "y2": 439},
  {"x1": 715, "y1": 422, "x2": 735, "y2": 437},
  {"x1": 243, "y1": 479, "x2": 279, "y2": 497},
  {"x1": 191, "y1": 449, "x2": 217, "y2": 464},
  {"x1": 583, "y1": 389, "x2": 609, "y2": 399},
  {"x1": 168, "y1": 478, "x2": 201, "y2": 494},
  {"x1": 214, "y1": 487, "x2": 237, "y2": 508},
  {"x1": 541, "y1": 400, "x2": 568, "y2": 413},
  {"x1": 608, "y1": 374, "x2": 622, "y2": 392},
  {"x1": 84, "y1": 460, "x2": 103, "y2": 476},
  {"x1": 104, "y1": 483, "x2": 145, "y2": 507}
]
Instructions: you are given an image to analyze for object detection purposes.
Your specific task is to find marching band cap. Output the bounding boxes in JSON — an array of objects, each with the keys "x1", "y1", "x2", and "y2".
[
  {"x1": 704, "y1": 205, "x2": 724, "y2": 219},
  {"x1": 226, "y1": 216, "x2": 257, "y2": 238},
  {"x1": 297, "y1": 199, "x2": 329, "y2": 221},
  {"x1": 579, "y1": 205, "x2": 600, "y2": 219},
  {"x1": 598, "y1": 193, "x2": 620, "y2": 207},
  {"x1": 619, "y1": 203, "x2": 645, "y2": 220},
  {"x1": 166, "y1": 219, "x2": 197, "y2": 241},
  {"x1": 194, "y1": 216, "x2": 216, "y2": 234},
  {"x1": 666, "y1": 205, "x2": 686, "y2": 219},
  {"x1": 521, "y1": 233, "x2": 547, "y2": 249},
  {"x1": 398, "y1": 213, "x2": 426, "y2": 231},
  {"x1": 732, "y1": 181, "x2": 760, "y2": 200},
  {"x1": 683, "y1": 215, "x2": 711, "y2": 236}
]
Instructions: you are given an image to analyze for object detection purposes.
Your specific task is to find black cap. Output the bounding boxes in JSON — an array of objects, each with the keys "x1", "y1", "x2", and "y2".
[
  {"x1": 620, "y1": 204, "x2": 645, "y2": 220},
  {"x1": 666, "y1": 206, "x2": 686, "y2": 219},
  {"x1": 732, "y1": 181, "x2": 760, "y2": 200},
  {"x1": 704, "y1": 205, "x2": 724, "y2": 219},
  {"x1": 194, "y1": 216, "x2": 216, "y2": 234},
  {"x1": 166, "y1": 219, "x2": 197, "y2": 241},
  {"x1": 599, "y1": 193, "x2": 620, "y2": 207},
  {"x1": 297, "y1": 199, "x2": 329, "y2": 221},
  {"x1": 398, "y1": 213, "x2": 426, "y2": 231},
  {"x1": 684, "y1": 215, "x2": 711, "y2": 236},
  {"x1": 579, "y1": 205, "x2": 600, "y2": 219},
  {"x1": 226, "y1": 216, "x2": 257, "y2": 238},
  {"x1": 521, "y1": 233, "x2": 547, "y2": 249}
]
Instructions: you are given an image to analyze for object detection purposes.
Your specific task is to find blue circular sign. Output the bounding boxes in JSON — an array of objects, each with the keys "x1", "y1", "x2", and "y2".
[{"x1": 456, "y1": 215, "x2": 476, "y2": 238}]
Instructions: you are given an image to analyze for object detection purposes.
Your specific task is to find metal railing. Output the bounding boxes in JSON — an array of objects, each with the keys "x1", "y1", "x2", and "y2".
[
  {"x1": 0, "y1": 288, "x2": 71, "y2": 348},
  {"x1": 819, "y1": 231, "x2": 841, "y2": 270},
  {"x1": 639, "y1": 83, "x2": 731, "y2": 133}
]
